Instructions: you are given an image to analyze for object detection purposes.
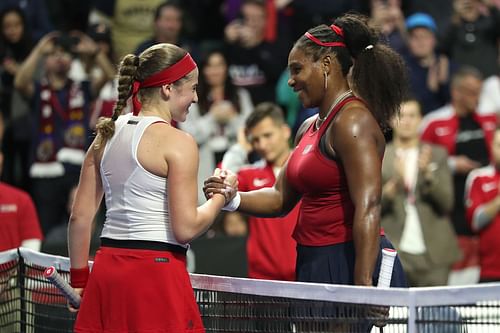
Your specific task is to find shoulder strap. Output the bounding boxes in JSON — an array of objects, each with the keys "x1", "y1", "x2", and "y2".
[
  {"x1": 318, "y1": 96, "x2": 363, "y2": 137},
  {"x1": 132, "y1": 116, "x2": 169, "y2": 160}
]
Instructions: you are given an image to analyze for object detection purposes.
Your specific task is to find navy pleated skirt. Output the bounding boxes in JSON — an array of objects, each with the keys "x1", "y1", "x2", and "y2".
[
  {"x1": 296, "y1": 236, "x2": 407, "y2": 287},
  {"x1": 294, "y1": 236, "x2": 407, "y2": 332}
]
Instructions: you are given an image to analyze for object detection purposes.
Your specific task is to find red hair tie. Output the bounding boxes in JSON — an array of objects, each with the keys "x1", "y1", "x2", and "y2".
[
  {"x1": 304, "y1": 32, "x2": 346, "y2": 48},
  {"x1": 131, "y1": 53, "x2": 197, "y2": 116},
  {"x1": 330, "y1": 24, "x2": 344, "y2": 37},
  {"x1": 304, "y1": 23, "x2": 345, "y2": 48}
]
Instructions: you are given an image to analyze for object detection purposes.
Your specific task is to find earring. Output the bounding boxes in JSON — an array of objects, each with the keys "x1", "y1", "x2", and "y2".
[{"x1": 324, "y1": 72, "x2": 328, "y2": 91}]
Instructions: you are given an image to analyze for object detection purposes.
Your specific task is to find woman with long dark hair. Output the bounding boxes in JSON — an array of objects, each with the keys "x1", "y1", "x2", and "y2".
[{"x1": 0, "y1": 6, "x2": 33, "y2": 190}]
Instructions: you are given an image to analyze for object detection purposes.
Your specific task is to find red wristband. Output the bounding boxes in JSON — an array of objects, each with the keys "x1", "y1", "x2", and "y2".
[{"x1": 70, "y1": 266, "x2": 90, "y2": 288}]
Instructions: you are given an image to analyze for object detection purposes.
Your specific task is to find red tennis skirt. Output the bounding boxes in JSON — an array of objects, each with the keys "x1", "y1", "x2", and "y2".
[{"x1": 74, "y1": 246, "x2": 205, "y2": 333}]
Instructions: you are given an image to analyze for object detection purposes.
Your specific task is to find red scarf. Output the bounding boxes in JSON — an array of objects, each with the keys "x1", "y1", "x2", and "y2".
[{"x1": 35, "y1": 79, "x2": 86, "y2": 164}]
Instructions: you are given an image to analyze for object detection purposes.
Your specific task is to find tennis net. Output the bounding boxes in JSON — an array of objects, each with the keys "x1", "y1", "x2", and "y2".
[{"x1": 1, "y1": 248, "x2": 499, "y2": 332}]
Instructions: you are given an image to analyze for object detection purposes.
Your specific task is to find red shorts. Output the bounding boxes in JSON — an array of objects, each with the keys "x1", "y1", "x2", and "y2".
[{"x1": 74, "y1": 246, "x2": 205, "y2": 333}]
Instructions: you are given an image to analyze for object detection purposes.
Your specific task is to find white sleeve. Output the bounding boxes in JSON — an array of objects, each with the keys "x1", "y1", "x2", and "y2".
[
  {"x1": 237, "y1": 88, "x2": 254, "y2": 119},
  {"x1": 221, "y1": 144, "x2": 249, "y2": 173},
  {"x1": 21, "y1": 239, "x2": 42, "y2": 251},
  {"x1": 478, "y1": 76, "x2": 500, "y2": 115}
]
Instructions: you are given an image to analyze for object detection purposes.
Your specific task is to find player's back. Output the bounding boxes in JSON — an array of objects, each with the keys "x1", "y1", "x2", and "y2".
[{"x1": 99, "y1": 113, "x2": 181, "y2": 245}]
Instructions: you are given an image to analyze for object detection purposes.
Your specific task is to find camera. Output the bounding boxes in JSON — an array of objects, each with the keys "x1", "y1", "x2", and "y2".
[{"x1": 54, "y1": 34, "x2": 80, "y2": 53}]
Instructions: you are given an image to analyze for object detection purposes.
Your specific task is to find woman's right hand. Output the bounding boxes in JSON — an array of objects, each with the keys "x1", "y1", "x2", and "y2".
[
  {"x1": 203, "y1": 168, "x2": 238, "y2": 203},
  {"x1": 368, "y1": 305, "x2": 390, "y2": 328},
  {"x1": 67, "y1": 288, "x2": 83, "y2": 313},
  {"x1": 220, "y1": 169, "x2": 238, "y2": 204}
]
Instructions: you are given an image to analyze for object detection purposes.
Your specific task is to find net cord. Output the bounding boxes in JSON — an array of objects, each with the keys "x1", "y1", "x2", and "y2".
[{"x1": 5, "y1": 247, "x2": 500, "y2": 307}]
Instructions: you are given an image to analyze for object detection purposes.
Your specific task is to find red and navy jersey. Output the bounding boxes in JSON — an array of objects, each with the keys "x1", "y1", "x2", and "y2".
[
  {"x1": 0, "y1": 182, "x2": 43, "y2": 251},
  {"x1": 238, "y1": 160, "x2": 298, "y2": 281},
  {"x1": 420, "y1": 105, "x2": 497, "y2": 157},
  {"x1": 286, "y1": 97, "x2": 384, "y2": 246},
  {"x1": 465, "y1": 165, "x2": 500, "y2": 279}
]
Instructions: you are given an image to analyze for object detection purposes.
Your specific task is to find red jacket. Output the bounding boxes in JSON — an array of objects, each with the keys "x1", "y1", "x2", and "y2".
[
  {"x1": 0, "y1": 182, "x2": 43, "y2": 251},
  {"x1": 465, "y1": 166, "x2": 500, "y2": 279},
  {"x1": 420, "y1": 105, "x2": 497, "y2": 158},
  {"x1": 238, "y1": 160, "x2": 298, "y2": 281}
]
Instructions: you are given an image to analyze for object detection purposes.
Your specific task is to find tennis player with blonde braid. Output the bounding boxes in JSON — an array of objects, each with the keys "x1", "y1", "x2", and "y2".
[{"x1": 67, "y1": 43, "x2": 237, "y2": 332}]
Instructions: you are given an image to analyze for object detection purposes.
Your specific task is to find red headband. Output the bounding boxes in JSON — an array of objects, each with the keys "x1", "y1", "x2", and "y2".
[
  {"x1": 131, "y1": 53, "x2": 197, "y2": 115},
  {"x1": 304, "y1": 24, "x2": 345, "y2": 48}
]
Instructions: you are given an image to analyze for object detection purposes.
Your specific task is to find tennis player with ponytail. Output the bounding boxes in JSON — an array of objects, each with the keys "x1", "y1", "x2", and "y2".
[
  {"x1": 68, "y1": 43, "x2": 237, "y2": 332},
  {"x1": 209, "y1": 12, "x2": 408, "y2": 288},
  {"x1": 205, "y1": 13, "x2": 408, "y2": 329}
]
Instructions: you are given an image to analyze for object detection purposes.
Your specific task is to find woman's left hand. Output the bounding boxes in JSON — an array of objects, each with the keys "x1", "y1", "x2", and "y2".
[{"x1": 67, "y1": 288, "x2": 83, "y2": 313}]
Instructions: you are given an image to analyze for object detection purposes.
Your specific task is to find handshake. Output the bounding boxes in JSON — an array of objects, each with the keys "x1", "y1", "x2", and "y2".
[{"x1": 203, "y1": 168, "x2": 240, "y2": 210}]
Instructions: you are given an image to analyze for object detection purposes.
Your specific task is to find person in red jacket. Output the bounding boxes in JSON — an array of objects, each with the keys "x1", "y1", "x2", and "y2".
[
  {"x1": 222, "y1": 102, "x2": 298, "y2": 281},
  {"x1": 0, "y1": 145, "x2": 43, "y2": 333},
  {"x1": 0, "y1": 145, "x2": 43, "y2": 252},
  {"x1": 420, "y1": 66, "x2": 497, "y2": 284},
  {"x1": 465, "y1": 126, "x2": 500, "y2": 282}
]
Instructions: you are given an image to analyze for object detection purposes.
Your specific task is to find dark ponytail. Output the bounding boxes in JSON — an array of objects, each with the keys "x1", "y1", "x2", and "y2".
[
  {"x1": 294, "y1": 13, "x2": 408, "y2": 130},
  {"x1": 335, "y1": 13, "x2": 408, "y2": 130}
]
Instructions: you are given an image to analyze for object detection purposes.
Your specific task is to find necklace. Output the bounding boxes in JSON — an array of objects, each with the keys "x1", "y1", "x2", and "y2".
[{"x1": 315, "y1": 89, "x2": 353, "y2": 130}]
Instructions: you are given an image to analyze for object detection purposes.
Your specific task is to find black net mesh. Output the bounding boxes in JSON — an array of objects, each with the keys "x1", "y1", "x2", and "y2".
[
  {"x1": 195, "y1": 289, "x2": 408, "y2": 332},
  {"x1": 1, "y1": 249, "x2": 500, "y2": 333},
  {"x1": 0, "y1": 256, "x2": 76, "y2": 333}
]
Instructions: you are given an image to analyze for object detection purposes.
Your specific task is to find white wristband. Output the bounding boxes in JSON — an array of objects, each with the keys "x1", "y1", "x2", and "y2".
[{"x1": 222, "y1": 192, "x2": 241, "y2": 212}]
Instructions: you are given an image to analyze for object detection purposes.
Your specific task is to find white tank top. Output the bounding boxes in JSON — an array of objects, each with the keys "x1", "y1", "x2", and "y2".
[{"x1": 100, "y1": 113, "x2": 184, "y2": 247}]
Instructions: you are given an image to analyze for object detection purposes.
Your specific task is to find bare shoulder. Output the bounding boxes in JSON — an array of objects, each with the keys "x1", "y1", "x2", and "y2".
[
  {"x1": 294, "y1": 115, "x2": 316, "y2": 145},
  {"x1": 147, "y1": 123, "x2": 198, "y2": 159},
  {"x1": 330, "y1": 101, "x2": 385, "y2": 155},
  {"x1": 333, "y1": 102, "x2": 383, "y2": 140}
]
